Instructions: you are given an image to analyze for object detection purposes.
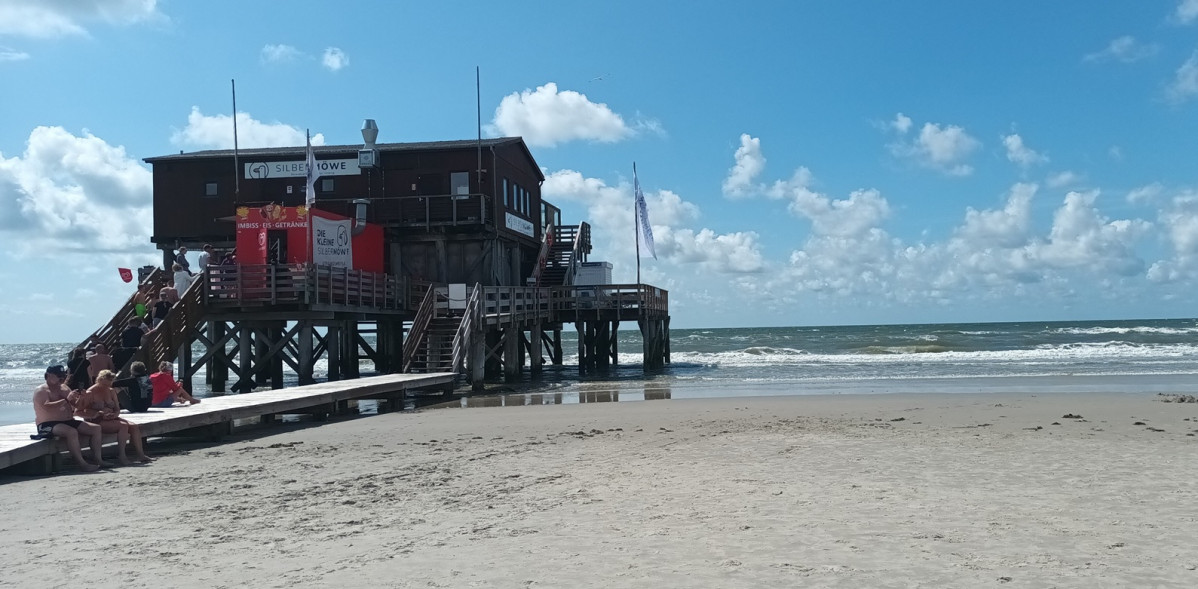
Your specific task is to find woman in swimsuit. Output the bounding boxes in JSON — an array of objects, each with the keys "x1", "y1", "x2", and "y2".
[{"x1": 75, "y1": 370, "x2": 152, "y2": 464}]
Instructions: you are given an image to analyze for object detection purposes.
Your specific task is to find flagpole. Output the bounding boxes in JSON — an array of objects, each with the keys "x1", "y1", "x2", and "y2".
[
  {"x1": 231, "y1": 79, "x2": 240, "y2": 200},
  {"x1": 634, "y1": 162, "x2": 641, "y2": 286},
  {"x1": 306, "y1": 129, "x2": 312, "y2": 269}
]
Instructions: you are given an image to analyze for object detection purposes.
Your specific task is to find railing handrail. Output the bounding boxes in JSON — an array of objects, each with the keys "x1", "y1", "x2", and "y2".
[
  {"x1": 402, "y1": 286, "x2": 441, "y2": 372},
  {"x1": 531, "y1": 220, "x2": 556, "y2": 286},
  {"x1": 562, "y1": 222, "x2": 590, "y2": 286},
  {"x1": 449, "y1": 283, "x2": 483, "y2": 375},
  {"x1": 204, "y1": 263, "x2": 403, "y2": 311},
  {"x1": 77, "y1": 268, "x2": 170, "y2": 356}
]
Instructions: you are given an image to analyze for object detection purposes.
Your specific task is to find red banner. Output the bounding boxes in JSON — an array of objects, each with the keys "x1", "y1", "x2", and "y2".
[{"x1": 118, "y1": 268, "x2": 133, "y2": 283}]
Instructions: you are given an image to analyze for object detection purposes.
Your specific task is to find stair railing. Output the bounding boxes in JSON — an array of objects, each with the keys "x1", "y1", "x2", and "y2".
[
  {"x1": 449, "y1": 283, "x2": 482, "y2": 376},
  {"x1": 402, "y1": 285, "x2": 442, "y2": 372},
  {"x1": 77, "y1": 268, "x2": 170, "y2": 355},
  {"x1": 531, "y1": 220, "x2": 556, "y2": 287},
  {"x1": 129, "y1": 267, "x2": 209, "y2": 373},
  {"x1": 562, "y1": 221, "x2": 591, "y2": 286}
]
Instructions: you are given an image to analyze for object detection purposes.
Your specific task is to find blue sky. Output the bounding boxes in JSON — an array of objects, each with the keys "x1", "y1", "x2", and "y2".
[{"x1": 5, "y1": 1, "x2": 1198, "y2": 343}]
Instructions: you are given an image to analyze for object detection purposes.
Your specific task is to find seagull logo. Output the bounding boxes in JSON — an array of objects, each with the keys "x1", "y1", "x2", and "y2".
[
  {"x1": 337, "y1": 225, "x2": 350, "y2": 246},
  {"x1": 248, "y1": 162, "x2": 269, "y2": 179}
]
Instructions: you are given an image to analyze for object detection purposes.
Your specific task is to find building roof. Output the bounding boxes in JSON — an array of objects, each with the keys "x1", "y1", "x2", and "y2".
[{"x1": 144, "y1": 137, "x2": 541, "y2": 179}]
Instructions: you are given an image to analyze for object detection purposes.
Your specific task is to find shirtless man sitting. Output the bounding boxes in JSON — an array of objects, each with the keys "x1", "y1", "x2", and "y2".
[{"x1": 33, "y1": 365, "x2": 106, "y2": 472}]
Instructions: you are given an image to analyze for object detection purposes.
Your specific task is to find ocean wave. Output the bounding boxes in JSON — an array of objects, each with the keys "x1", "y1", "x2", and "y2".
[
  {"x1": 664, "y1": 341, "x2": 1198, "y2": 368},
  {"x1": 1049, "y1": 326, "x2": 1198, "y2": 336}
]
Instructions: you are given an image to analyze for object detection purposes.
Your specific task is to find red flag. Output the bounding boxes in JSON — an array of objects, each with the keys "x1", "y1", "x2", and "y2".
[{"x1": 118, "y1": 268, "x2": 133, "y2": 283}]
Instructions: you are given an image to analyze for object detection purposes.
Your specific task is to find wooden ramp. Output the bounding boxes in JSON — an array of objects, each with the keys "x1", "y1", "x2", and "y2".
[{"x1": 0, "y1": 372, "x2": 455, "y2": 473}]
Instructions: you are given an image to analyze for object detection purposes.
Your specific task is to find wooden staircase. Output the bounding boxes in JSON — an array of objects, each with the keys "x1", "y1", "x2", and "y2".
[
  {"x1": 539, "y1": 223, "x2": 591, "y2": 287},
  {"x1": 406, "y1": 316, "x2": 461, "y2": 373}
]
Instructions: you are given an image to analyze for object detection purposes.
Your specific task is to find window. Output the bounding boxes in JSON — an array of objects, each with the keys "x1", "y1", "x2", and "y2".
[
  {"x1": 450, "y1": 172, "x2": 470, "y2": 196},
  {"x1": 321, "y1": 178, "x2": 335, "y2": 192},
  {"x1": 503, "y1": 178, "x2": 510, "y2": 208},
  {"x1": 204, "y1": 181, "x2": 218, "y2": 197}
]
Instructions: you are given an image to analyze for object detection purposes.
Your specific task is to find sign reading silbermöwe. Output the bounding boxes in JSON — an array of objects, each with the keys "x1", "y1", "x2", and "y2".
[
  {"x1": 312, "y1": 215, "x2": 353, "y2": 268},
  {"x1": 244, "y1": 158, "x2": 361, "y2": 179},
  {"x1": 505, "y1": 212, "x2": 534, "y2": 237}
]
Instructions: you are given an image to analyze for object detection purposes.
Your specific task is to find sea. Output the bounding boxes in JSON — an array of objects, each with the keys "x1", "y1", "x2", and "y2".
[{"x1": 3, "y1": 318, "x2": 1197, "y2": 426}]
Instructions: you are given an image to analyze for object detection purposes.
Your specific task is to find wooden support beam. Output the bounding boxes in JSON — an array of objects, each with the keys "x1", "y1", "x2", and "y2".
[
  {"x1": 235, "y1": 324, "x2": 253, "y2": 392},
  {"x1": 298, "y1": 321, "x2": 314, "y2": 385},
  {"x1": 327, "y1": 323, "x2": 341, "y2": 381},
  {"x1": 503, "y1": 325, "x2": 520, "y2": 380},
  {"x1": 530, "y1": 322, "x2": 543, "y2": 374}
]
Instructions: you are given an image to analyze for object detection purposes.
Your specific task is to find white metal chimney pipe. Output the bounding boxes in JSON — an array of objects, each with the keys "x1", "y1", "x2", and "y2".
[{"x1": 361, "y1": 119, "x2": 378, "y2": 147}]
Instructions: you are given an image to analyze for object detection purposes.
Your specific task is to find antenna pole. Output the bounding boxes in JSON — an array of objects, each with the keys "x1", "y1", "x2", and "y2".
[{"x1": 232, "y1": 79, "x2": 240, "y2": 200}]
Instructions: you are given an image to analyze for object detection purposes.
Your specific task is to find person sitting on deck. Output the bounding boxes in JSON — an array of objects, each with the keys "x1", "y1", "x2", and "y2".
[
  {"x1": 86, "y1": 343, "x2": 115, "y2": 382},
  {"x1": 32, "y1": 365, "x2": 105, "y2": 472},
  {"x1": 172, "y1": 263, "x2": 193, "y2": 296},
  {"x1": 74, "y1": 370, "x2": 152, "y2": 464},
  {"x1": 113, "y1": 361, "x2": 153, "y2": 413},
  {"x1": 149, "y1": 362, "x2": 200, "y2": 407}
]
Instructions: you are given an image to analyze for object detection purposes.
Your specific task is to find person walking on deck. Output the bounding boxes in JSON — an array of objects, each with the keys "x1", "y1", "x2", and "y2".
[
  {"x1": 172, "y1": 263, "x2": 193, "y2": 296},
  {"x1": 33, "y1": 365, "x2": 105, "y2": 472},
  {"x1": 197, "y1": 244, "x2": 214, "y2": 271},
  {"x1": 175, "y1": 247, "x2": 191, "y2": 275}
]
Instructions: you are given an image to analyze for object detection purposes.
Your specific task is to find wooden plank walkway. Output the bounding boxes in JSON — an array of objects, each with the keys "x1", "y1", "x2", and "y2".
[{"x1": 0, "y1": 372, "x2": 455, "y2": 472}]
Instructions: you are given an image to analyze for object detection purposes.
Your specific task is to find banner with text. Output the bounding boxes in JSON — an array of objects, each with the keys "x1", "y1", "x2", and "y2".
[{"x1": 312, "y1": 216, "x2": 353, "y2": 268}]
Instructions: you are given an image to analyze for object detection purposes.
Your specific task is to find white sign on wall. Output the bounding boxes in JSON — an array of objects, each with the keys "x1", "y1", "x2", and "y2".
[
  {"x1": 505, "y1": 212, "x2": 534, "y2": 237},
  {"x1": 312, "y1": 216, "x2": 353, "y2": 268},
  {"x1": 245, "y1": 158, "x2": 361, "y2": 179}
]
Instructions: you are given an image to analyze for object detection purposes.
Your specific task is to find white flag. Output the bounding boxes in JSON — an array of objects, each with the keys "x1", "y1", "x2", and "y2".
[
  {"x1": 304, "y1": 131, "x2": 316, "y2": 207},
  {"x1": 634, "y1": 165, "x2": 656, "y2": 259}
]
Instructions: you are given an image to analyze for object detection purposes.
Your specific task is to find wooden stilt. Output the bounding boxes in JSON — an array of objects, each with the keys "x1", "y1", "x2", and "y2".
[
  {"x1": 298, "y1": 321, "x2": 314, "y2": 385},
  {"x1": 327, "y1": 323, "x2": 341, "y2": 381}
]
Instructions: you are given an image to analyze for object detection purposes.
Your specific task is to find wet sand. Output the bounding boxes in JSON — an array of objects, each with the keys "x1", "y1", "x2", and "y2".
[{"x1": 2, "y1": 391, "x2": 1197, "y2": 587}]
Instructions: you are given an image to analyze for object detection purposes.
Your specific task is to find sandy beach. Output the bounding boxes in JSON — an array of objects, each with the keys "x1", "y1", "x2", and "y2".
[{"x1": 2, "y1": 391, "x2": 1197, "y2": 588}]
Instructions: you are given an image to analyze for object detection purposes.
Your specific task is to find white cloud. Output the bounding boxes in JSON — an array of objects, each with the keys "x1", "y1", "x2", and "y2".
[
  {"x1": 1035, "y1": 191, "x2": 1150, "y2": 275},
  {"x1": 1002, "y1": 134, "x2": 1048, "y2": 168},
  {"x1": 1148, "y1": 192, "x2": 1198, "y2": 281},
  {"x1": 1127, "y1": 182, "x2": 1164, "y2": 204},
  {"x1": 1108, "y1": 145, "x2": 1124, "y2": 161},
  {"x1": 891, "y1": 113, "x2": 913, "y2": 134},
  {"x1": 889, "y1": 119, "x2": 980, "y2": 176},
  {"x1": 0, "y1": 126, "x2": 154, "y2": 255},
  {"x1": 0, "y1": 0, "x2": 163, "y2": 38},
  {"x1": 321, "y1": 47, "x2": 349, "y2": 71},
  {"x1": 722, "y1": 134, "x2": 765, "y2": 198},
  {"x1": 170, "y1": 107, "x2": 326, "y2": 150},
  {"x1": 0, "y1": 46, "x2": 30, "y2": 61},
  {"x1": 955, "y1": 183, "x2": 1036, "y2": 250},
  {"x1": 720, "y1": 138, "x2": 1160, "y2": 311},
  {"x1": 1046, "y1": 170, "x2": 1081, "y2": 188},
  {"x1": 489, "y1": 83, "x2": 634, "y2": 147},
  {"x1": 1166, "y1": 51, "x2": 1198, "y2": 103},
  {"x1": 1178, "y1": 0, "x2": 1198, "y2": 23},
  {"x1": 261, "y1": 43, "x2": 301, "y2": 64},
  {"x1": 543, "y1": 169, "x2": 762, "y2": 274},
  {"x1": 1083, "y1": 36, "x2": 1159, "y2": 63}
]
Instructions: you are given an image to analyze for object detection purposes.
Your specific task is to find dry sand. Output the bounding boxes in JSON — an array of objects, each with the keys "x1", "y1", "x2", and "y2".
[{"x1": 2, "y1": 392, "x2": 1197, "y2": 588}]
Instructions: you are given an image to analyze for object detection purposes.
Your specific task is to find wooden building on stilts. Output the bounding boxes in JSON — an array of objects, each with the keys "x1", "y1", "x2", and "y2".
[{"x1": 82, "y1": 122, "x2": 669, "y2": 398}]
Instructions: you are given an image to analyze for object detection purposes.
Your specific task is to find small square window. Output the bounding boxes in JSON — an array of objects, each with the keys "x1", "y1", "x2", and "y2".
[
  {"x1": 204, "y1": 181, "x2": 218, "y2": 197},
  {"x1": 450, "y1": 171, "x2": 469, "y2": 196},
  {"x1": 321, "y1": 178, "x2": 335, "y2": 192}
]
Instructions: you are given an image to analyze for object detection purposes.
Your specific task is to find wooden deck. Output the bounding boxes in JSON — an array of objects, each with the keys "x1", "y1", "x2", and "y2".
[{"x1": 0, "y1": 372, "x2": 455, "y2": 473}]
